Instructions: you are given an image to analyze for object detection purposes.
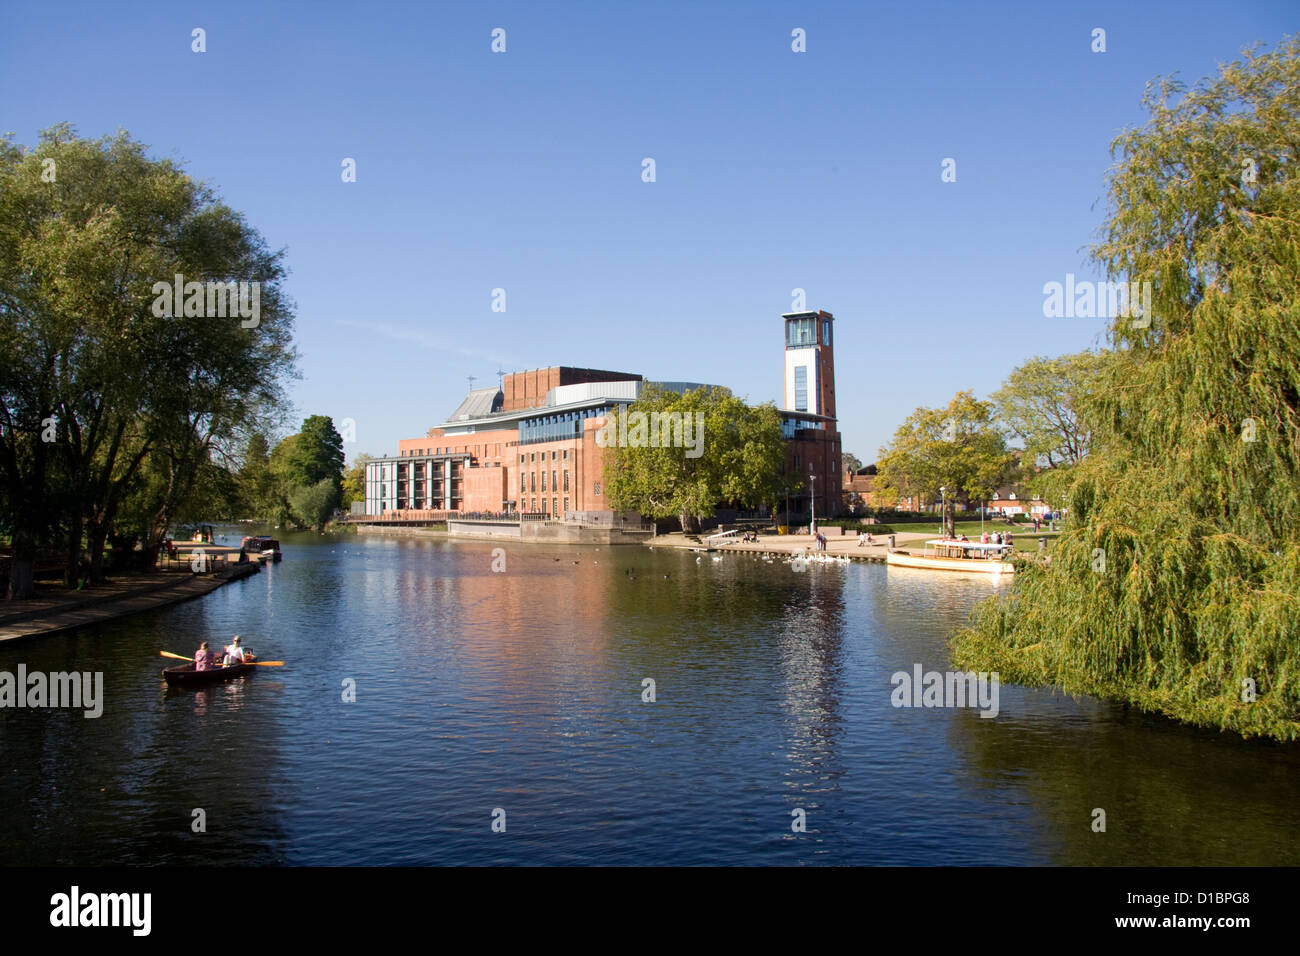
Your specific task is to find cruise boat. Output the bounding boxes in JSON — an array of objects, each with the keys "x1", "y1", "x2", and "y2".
[{"x1": 886, "y1": 538, "x2": 1014, "y2": 575}]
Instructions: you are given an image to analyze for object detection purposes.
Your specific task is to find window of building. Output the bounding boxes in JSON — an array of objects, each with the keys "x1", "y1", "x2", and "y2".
[
  {"x1": 552, "y1": 497, "x2": 557, "y2": 516},
  {"x1": 520, "y1": 454, "x2": 525, "y2": 463},
  {"x1": 794, "y1": 366, "x2": 808, "y2": 412},
  {"x1": 594, "y1": 482, "x2": 601, "y2": 496},
  {"x1": 551, "y1": 450, "x2": 557, "y2": 460},
  {"x1": 551, "y1": 470, "x2": 556, "y2": 492},
  {"x1": 530, "y1": 472, "x2": 536, "y2": 492},
  {"x1": 785, "y1": 316, "x2": 815, "y2": 347},
  {"x1": 563, "y1": 470, "x2": 569, "y2": 491},
  {"x1": 542, "y1": 471, "x2": 547, "y2": 492},
  {"x1": 563, "y1": 449, "x2": 569, "y2": 460},
  {"x1": 823, "y1": 319, "x2": 830, "y2": 346}
]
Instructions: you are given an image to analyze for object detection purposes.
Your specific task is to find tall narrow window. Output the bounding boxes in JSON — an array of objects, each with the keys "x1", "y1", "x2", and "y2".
[{"x1": 794, "y1": 366, "x2": 808, "y2": 411}]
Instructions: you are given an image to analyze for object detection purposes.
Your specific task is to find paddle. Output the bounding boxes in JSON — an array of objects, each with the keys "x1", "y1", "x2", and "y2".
[{"x1": 159, "y1": 650, "x2": 285, "y2": 667}]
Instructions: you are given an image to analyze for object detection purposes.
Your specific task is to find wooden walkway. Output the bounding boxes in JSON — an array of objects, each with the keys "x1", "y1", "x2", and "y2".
[{"x1": 0, "y1": 564, "x2": 259, "y2": 644}]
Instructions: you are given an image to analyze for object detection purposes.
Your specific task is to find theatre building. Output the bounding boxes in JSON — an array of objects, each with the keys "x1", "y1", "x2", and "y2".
[{"x1": 362, "y1": 309, "x2": 843, "y2": 521}]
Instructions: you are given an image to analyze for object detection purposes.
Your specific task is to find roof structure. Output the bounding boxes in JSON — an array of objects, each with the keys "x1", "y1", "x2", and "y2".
[{"x1": 447, "y1": 387, "x2": 504, "y2": 422}]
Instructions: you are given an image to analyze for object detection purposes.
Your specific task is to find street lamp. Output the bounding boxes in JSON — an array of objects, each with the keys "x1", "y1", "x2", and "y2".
[{"x1": 809, "y1": 462, "x2": 817, "y2": 536}]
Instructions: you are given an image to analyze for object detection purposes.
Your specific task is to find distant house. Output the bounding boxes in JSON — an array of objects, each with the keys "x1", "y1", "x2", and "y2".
[
  {"x1": 987, "y1": 485, "x2": 1053, "y2": 516},
  {"x1": 841, "y1": 464, "x2": 924, "y2": 513}
]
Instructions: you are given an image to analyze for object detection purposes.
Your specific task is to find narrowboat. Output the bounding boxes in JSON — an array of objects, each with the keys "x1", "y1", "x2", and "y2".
[{"x1": 240, "y1": 535, "x2": 282, "y2": 562}]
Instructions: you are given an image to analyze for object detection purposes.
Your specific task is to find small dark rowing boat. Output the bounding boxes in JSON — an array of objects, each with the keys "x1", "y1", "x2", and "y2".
[{"x1": 162, "y1": 662, "x2": 256, "y2": 686}]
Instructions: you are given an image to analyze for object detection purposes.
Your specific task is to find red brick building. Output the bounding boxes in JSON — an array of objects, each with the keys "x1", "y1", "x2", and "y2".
[{"x1": 364, "y1": 311, "x2": 844, "y2": 521}]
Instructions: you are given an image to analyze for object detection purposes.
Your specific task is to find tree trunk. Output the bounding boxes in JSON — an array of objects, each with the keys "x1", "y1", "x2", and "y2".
[
  {"x1": 65, "y1": 511, "x2": 84, "y2": 588},
  {"x1": 7, "y1": 532, "x2": 36, "y2": 600},
  {"x1": 87, "y1": 521, "x2": 111, "y2": 583}
]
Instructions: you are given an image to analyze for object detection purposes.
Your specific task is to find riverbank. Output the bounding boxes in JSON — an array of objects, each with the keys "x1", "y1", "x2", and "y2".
[
  {"x1": 648, "y1": 529, "x2": 938, "y2": 562},
  {"x1": 0, "y1": 564, "x2": 259, "y2": 644}
]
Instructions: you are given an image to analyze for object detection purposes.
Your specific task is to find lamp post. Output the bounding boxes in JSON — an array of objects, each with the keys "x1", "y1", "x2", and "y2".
[{"x1": 809, "y1": 463, "x2": 817, "y2": 536}]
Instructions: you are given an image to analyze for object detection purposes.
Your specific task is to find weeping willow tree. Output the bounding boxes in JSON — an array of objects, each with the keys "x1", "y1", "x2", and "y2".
[{"x1": 953, "y1": 36, "x2": 1300, "y2": 740}]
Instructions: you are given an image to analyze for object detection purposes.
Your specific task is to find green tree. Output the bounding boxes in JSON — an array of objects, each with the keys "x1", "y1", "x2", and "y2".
[
  {"x1": 603, "y1": 385, "x2": 787, "y2": 532},
  {"x1": 990, "y1": 351, "x2": 1107, "y2": 469},
  {"x1": 0, "y1": 125, "x2": 296, "y2": 595},
  {"x1": 875, "y1": 391, "x2": 1017, "y2": 529},
  {"x1": 340, "y1": 453, "x2": 373, "y2": 510},
  {"x1": 954, "y1": 36, "x2": 1300, "y2": 740},
  {"x1": 288, "y1": 477, "x2": 339, "y2": 531},
  {"x1": 236, "y1": 432, "x2": 278, "y2": 520},
  {"x1": 281, "y1": 416, "x2": 345, "y2": 490},
  {"x1": 268, "y1": 418, "x2": 345, "y2": 530}
]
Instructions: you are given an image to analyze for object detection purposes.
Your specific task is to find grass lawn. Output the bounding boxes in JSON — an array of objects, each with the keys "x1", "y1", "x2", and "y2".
[{"x1": 898, "y1": 519, "x2": 1061, "y2": 553}]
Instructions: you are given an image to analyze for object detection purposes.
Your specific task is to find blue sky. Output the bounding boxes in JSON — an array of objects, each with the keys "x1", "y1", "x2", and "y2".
[{"x1": 3, "y1": 1, "x2": 1295, "y2": 463}]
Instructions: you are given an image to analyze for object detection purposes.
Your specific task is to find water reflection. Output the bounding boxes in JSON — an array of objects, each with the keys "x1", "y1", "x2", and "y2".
[{"x1": 0, "y1": 529, "x2": 1297, "y2": 865}]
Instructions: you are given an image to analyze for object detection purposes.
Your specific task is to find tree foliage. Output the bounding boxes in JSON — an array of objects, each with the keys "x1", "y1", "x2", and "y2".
[
  {"x1": 874, "y1": 390, "x2": 1017, "y2": 522},
  {"x1": 953, "y1": 36, "x2": 1300, "y2": 740},
  {"x1": 602, "y1": 385, "x2": 788, "y2": 531},
  {"x1": 340, "y1": 453, "x2": 372, "y2": 510},
  {"x1": 0, "y1": 125, "x2": 297, "y2": 595},
  {"x1": 265, "y1": 417, "x2": 344, "y2": 530},
  {"x1": 990, "y1": 351, "x2": 1108, "y2": 469}
]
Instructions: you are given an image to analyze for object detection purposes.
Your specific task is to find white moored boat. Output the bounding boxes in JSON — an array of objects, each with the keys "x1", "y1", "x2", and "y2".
[{"x1": 886, "y1": 539, "x2": 1014, "y2": 575}]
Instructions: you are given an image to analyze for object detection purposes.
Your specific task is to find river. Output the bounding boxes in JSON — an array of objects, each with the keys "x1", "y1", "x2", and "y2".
[{"x1": 2, "y1": 528, "x2": 1297, "y2": 866}]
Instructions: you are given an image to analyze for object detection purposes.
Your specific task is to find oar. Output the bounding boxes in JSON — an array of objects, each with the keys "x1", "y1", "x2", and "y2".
[{"x1": 159, "y1": 650, "x2": 285, "y2": 667}]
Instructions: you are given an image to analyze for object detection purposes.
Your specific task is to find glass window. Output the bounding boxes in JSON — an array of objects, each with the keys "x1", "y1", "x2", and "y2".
[
  {"x1": 594, "y1": 482, "x2": 601, "y2": 496},
  {"x1": 795, "y1": 366, "x2": 808, "y2": 411},
  {"x1": 563, "y1": 470, "x2": 569, "y2": 491},
  {"x1": 785, "y1": 317, "x2": 815, "y2": 347},
  {"x1": 542, "y1": 471, "x2": 548, "y2": 491},
  {"x1": 823, "y1": 320, "x2": 830, "y2": 346},
  {"x1": 563, "y1": 449, "x2": 568, "y2": 460}
]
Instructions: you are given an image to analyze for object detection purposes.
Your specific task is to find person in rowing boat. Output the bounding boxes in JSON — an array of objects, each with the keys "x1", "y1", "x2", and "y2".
[
  {"x1": 194, "y1": 641, "x2": 213, "y2": 671},
  {"x1": 222, "y1": 635, "x2": 256, "y2": 665}
]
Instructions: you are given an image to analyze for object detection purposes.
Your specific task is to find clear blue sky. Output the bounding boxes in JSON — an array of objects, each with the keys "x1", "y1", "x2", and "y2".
[{"x1": 3, "y1": 1, "x2": 1294, "y2": 463}]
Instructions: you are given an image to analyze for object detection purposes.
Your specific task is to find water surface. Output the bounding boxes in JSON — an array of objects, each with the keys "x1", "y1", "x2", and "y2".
[{"x1": 2, "y1": 530, "x2": 1297, "y2": 865}]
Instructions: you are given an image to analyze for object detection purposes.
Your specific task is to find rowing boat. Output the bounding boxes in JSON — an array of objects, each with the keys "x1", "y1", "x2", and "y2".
[{"x1": 162, "y1": 662, "x2": 256, "y2": 686}]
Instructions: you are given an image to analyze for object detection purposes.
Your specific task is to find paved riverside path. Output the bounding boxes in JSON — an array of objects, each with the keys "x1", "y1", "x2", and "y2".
[
  {"x1": 0, "y1": 565, "x2": 258, "y2": 644},
  {"x1": 646, "y1": 529, "x2": 938, "y2": 561}
]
